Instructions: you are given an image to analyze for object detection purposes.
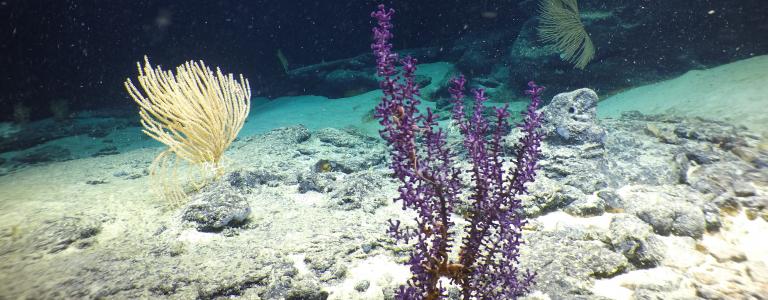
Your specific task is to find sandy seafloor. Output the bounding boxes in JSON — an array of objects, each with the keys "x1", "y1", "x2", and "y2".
[{"x1": 0, "y1": 56, "x2": 766, "y2": 299}]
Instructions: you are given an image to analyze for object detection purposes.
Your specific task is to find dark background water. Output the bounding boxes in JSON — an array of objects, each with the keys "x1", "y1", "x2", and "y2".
[{"x1": 1, "y1": 0, "x2": 766, "y2": 122}]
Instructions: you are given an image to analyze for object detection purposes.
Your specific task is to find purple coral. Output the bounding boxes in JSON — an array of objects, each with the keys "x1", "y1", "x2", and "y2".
[{"x1": 372, "y1": 4, "x2": 542, "y2": 299}]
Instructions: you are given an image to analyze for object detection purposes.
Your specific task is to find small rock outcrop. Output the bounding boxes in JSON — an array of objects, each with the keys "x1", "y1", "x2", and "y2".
[
  {"x1": 539, "y1": 88, "x2": 606, "y2": 145},
  {"x1": 182, "y1": 185, "x2": 251, "y2": 232}
]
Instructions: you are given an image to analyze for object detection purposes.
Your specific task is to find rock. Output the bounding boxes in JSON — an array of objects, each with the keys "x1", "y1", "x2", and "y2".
[
  {"x1": 672, "y1": 119, "x2": 742, "y2": 146},
  {"x1": 12, "y1": 145, "x2": 72, "y2": 164},
  {"x1": 182, "y1": 185, "x2": 251, "y2": 232},
  {"x1": 354, "y1": 280, "x2": 370, "y2": 292},
  {"x1": 297, "y1": 172, "x2": 337, "y2": 193},
  {"x1": 453, "y1": 30, "x2": 513, "y2": 76},
  {"x1": 321, "y1": 69, "x2": 378, "y2": 97},
  {"x1": 686, "y1": 159, "x2": 757, "y2": 196},
  {"x1": 522, "y1": 229, "x2": 629, "y2": 299},
  {"x1": 597, "y1": 190, "x2": 625, "y2": 212},
  {"x1": 471, "y1": 77, "x2": 517, "y2": 105},
  {"x1": 539, "y1": 88, "x2": 606, "y2": 145},
  {"x1": 634, "y1": 201, "x2": 706, "y2": 238},
  {"x1": 634, "y1": 235, "x2": 666, "y2": 269},
  {"x1": 305, "y1": 253, "x2": 347, "y2": 282},
  {"x1": 600, "y1": 120, "x2": 682, "y2": 187},
  {"x1": 285, "y1": 278, "x2": 329, "y2": 300},
  {"x1": 732, "y1": 181, "x2": 756, "y2": 197},
  {"x1": 731, "y1": 147, "x2": 759, "y2": 164},
  {"x1": 257, "y1": 125, "x2": 312, "y2": 145},
  {"x1": 607, "y1": 214, "x2": 665, "y2": 267},
  {"x1": 314, "y1": 128, "x2": 376, "y2": 148},
  {"x1": 327, "y1": 171, "x2": 390, "y2": 213},
  {"x1": 295, "y1": 128, "x2": 387, "y2": 174},
  {"x1": 92, "y1": 145, "x2": 119, "y2": 157},
  {"x1": 26, "y1": 215, "x2": 102, "y2": 253},
  {"x1": 0, "y1": 117, "x2": 131, "y2": 153},
  {"x1": 645, "y1": 123, "x2": 680, "y2": 144},
  {"x1": 524, "y1": 178, "x2": 581, "y2": 217},
  {"x1": 228, "y1": 169, "x2": 283, "y2": 189},
  {"x1": 283, "y1": 54, "x2": 377, "y2": 99},
  {"x1": 313, "y1": 159, "x2": 351, "y2": 174},
  {"x1": 740, "y1": 196, "x2": 768, "y2": 209},
  {"x1": 330, "y1": 156, "x2": 384, "y2": 175},
  {"x1": 702, "y1": 203, "x2": 723, "y2": 232},
  {"x1": 673, "y1": 153, "x2": 690, "y2": 184},
  {"x1": 681, "y1": 145, "x2": 721, "y2": 165},
  {"x1": 711, "y1": 194, "x2": 741, "y2": 212},
  {"x1": 280, "y1": 48, "x2": 444, "y2": 99},
  {"x1": 621, "y1": 187, "x2": 706, "y2": 238},
  {"x1": 564, "y1": 194, "x2": 606, "y2": 217},
  {"x1": 537, "y1": 142, "x2": 612, "y2": 194}
]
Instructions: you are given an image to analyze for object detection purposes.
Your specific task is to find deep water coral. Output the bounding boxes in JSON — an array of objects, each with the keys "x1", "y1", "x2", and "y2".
[
  {"x1": 371, "y1": 4, "x2": 542, "y2": 299},
  {"x1": 124, "y1": 56, "x2": 251, "y2": 206},
  {"x1": 537, "y1": 0, "x2": 595, "y2": 69}
]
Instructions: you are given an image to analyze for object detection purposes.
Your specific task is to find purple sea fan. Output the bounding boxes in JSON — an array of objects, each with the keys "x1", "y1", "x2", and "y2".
[
  {"x1": 371, "y1": 4, "x2": 542, "y2": 299},
  {"x1": 450, "y1": 79, "x2": 542, "y2": 299}
]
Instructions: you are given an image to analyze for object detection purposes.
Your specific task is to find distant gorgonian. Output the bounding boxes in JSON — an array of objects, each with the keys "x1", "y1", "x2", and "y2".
[{"x1": 538, "y1": 0, "x2": 595, "y2": 69}]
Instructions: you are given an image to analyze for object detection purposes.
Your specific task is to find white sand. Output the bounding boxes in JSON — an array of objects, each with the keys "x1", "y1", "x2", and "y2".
[
  {"x1": 591, "y1": 211, "x2": 768, "y2": 299},
  {"x1": 598, "y1": 55, "x2": 768, "y2": 134}
]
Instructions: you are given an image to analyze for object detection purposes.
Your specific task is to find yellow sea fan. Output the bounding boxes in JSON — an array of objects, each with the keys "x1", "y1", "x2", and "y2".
[
  {"x1": 537, "y1": 0, "x2": 595, "y2": 69},
  {"x1": 124, "y1": 56, "x2": 251, "y2": 206}
]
